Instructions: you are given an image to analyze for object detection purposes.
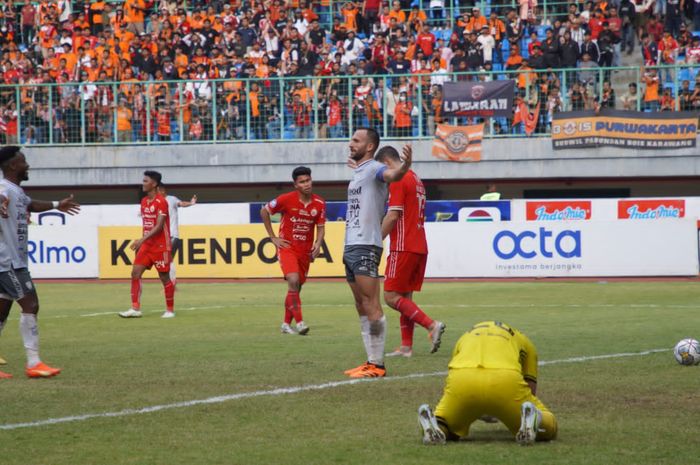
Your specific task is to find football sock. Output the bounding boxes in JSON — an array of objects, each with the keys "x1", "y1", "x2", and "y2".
[
  {"x1": 285, "y1": 290, "x2": 302, "y2": 323},
  {"x1": 396, "y1": 297, "x2": 433, "y2": 330},
  {"x1": 130, "y1": 278, "x2": 142, "y2": 310},
  {"x1": 19, "y1": 313, "x2": 40, "y2": 367},
  {"x1": 359, "y1": 315, "x2": 370, "y2": 355},
  {"x1": 367, "y1": 316, "x2": 386, "y2": 366},
  {"x1": 400, "y1": 315, "x2": 415, "y2": 348},
  {"x1": 163, "y1": 281, "x2": 175, "y2": 311},
  {"x1": 538, "y1": 410, "x2": 558, "y2": 441}
]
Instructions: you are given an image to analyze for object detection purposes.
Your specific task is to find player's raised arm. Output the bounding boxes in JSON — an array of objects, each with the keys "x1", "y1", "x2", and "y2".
[
  {"x1": 0, "y1": 194, "x2": 8, "y2": 218},
  {"x1": 382, "y1": 144, "x2": 412, "y2": 183},
  {"x1": 178, "y1": 194, "x2": 197, "y2": 208},
  {"x1": 381, "y1": 210, "x2": 400, "y2": 239},
  {"x1": 260, "y1": 204, "x2": 290, "y2": 249},
  {"x1": 29, "y1": 194, "x2": 81, "y2": 215}
]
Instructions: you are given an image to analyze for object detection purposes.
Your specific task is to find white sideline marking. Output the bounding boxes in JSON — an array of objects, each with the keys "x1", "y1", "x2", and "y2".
[
  {"x1": 0, "y1": 348, "x2": 668, "y2": 431},
  {"x1": 10, "y1": 302, "x2": 698, "y2": 320}
]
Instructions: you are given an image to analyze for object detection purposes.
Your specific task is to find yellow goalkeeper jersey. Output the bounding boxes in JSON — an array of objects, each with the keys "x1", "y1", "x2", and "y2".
[{"x1": 448, "y1": 321, "x2": 538, "y2": 383}]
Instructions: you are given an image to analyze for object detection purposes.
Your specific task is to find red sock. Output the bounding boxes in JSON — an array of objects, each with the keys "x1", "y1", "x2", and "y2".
[
  {"x1": 396, "y1": 297, "x2": 433, "y2": 329},
  {"x1": 283, "y1": 292, "x2": 293, "y2": 324},
  {"x1": 131, "y1": 278, "x2": 141, "y2": 310},
  {"x1": 163, "y1": 281, "x2": 175, "y2": 311},
  {"x1": 285, "y1": 290, "x2": 302, "y2": 323},
  {"x1": 400, "y1": 315, "x2": 415, "y2": 348}
]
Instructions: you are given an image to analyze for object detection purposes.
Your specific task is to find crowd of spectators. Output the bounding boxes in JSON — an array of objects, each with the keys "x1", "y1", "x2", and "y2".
[{"x1": 0, "y1": 0, "x2": 696, "y2": 143}]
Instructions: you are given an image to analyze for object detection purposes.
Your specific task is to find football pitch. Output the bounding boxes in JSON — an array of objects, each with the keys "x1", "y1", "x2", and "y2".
[{"x1": 1, "y1": 280, "x2": 698, "y2": 465}]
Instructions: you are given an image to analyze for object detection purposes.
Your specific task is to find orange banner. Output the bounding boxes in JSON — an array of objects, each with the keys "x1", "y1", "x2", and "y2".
[{"x1": 432, "y1": 123, "x2": 483, "y2": 162}]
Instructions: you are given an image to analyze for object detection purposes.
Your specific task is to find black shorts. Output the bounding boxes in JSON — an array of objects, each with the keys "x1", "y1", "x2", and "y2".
[
  {"x1": 343, "y1": 245, "x2": 383, "y2": 282},
  {"x1": 0, "y1": 268, "x2": 35, "y2": 301}
]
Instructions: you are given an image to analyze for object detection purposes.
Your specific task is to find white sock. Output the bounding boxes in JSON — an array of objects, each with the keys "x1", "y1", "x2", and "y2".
[
  {"x1": 360, "y1": 315, "x2": 370, "y2": 357},
  {"x1": 367, "y1": 316, "x2": 386, "y2": 366},
  {"x1": 20, "y1": 313, "x2": 40, "y2": 367},
  {"x1": 169, "y1": 264, "x2": 176, "y2": 285}
]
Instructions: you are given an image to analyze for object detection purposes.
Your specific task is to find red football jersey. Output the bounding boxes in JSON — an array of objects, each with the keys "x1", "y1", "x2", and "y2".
[
  {"x1": 387, "y1": 170, "x2": 427, "y2": 254},
  {"x1": 266, "y1": 191, "x2": 326, "y2": 255},
  {"x1": 140, "y1": 193, "x2": 171, "y2": 251}
]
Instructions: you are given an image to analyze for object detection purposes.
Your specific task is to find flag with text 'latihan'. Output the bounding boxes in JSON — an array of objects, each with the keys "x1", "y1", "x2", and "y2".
[{"x1": 432, "y1": 123, "x2": 483, "y2": 162}]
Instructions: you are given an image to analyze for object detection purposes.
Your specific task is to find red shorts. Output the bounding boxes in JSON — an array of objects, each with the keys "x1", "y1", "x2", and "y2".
[
  {"x1": 384, "y1": 251, "x2": 427, "y2": 293},
  {"x1": 278, "y1": 248, "x2": 311, "y2": 285},
  {"x1": 134, "y1": 246, "x2": 171, "y2": 273}
]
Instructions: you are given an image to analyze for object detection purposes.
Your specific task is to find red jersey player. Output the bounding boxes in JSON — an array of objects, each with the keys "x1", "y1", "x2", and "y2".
[
  {"x1": 119, "y1": 170, "x2": 176, "y2": 319},
  {"x1": 261, "y1": 166, "x2": 326, "y2": 335},
  {"x1": 376, "y1": 147, "x2": 445, "y2": 357}
]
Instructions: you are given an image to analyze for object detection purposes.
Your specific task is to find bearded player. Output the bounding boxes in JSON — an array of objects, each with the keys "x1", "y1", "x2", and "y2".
[
  {"x1": 261, "y1": 166, "x2": 326, "y2": 335},
  {"x1": 376, "y1": 146, "x2": 445, "y2": 357},
  {"x1": 119, "y1": 170, "x2": 175, "y2": 319}
]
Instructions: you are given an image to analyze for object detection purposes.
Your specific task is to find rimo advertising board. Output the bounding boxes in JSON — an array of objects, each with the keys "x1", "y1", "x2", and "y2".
[{"x1": 424, "y1": 221, "x2": 698, "y2": 278}]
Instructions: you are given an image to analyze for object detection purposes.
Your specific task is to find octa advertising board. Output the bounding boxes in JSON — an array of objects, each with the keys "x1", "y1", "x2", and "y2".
[{"x1": 425, "y1": 220, "x2": 698, "y2": 277}]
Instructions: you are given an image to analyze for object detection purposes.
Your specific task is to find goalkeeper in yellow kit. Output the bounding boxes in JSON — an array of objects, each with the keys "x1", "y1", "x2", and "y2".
[{"x1": 417, "y1": 321, "x2": 558, "y2": 445}]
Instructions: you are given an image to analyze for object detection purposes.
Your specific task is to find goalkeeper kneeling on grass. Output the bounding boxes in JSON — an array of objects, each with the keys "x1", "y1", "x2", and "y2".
[{"x1": 418, "y1": 321, "x2": 558, "y2": 445}]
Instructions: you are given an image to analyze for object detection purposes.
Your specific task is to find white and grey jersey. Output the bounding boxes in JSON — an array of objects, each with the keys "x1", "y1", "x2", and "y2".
[
  {"x1": 345, "y1": 159, "x2": 388, "y2": 248},
  {"x1": 166, "y1": 195, "x2": 180, "y2": 238},
  {"x1": 0, "y1": 179, "x2": 31, "y2": 272}
]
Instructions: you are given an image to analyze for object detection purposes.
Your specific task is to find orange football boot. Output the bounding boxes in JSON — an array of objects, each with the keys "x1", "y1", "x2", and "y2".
[
  {"x1": 26, "y1": 362, "x2": 61, "y2": 378},
  {"x1": 348, "y1": 363, "x2": 386, "y2": 378}
]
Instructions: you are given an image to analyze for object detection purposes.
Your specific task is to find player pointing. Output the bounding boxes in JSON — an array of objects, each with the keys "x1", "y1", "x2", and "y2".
[
  {"x1": 375, "y1": 146, "x2": 445, "y2": 357},
  {"x1": 343, "y1": 128, "x2": 412, "y2": 378},
  {"x1": 0, "y1": 146, "x2": 80, "y2": 379},
  {"x1": 119, "y1": 170, "x2": 175, "y2": 319},
  {"x1": 261, "y1": 166, "x2": 326, "y2": 335}
]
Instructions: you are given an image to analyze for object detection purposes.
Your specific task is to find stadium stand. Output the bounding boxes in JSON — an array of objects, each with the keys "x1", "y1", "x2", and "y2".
[{"x1": 0, "y1": 0, "x2": 696, "y2": 145}]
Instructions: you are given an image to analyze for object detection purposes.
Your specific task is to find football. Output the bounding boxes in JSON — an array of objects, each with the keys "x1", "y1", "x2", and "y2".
[{"x1": 673, "y1": 338, "x2": 700, "y2": 366}]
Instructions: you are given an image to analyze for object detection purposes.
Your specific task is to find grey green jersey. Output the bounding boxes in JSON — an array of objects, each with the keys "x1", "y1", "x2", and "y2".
[
  {"x1": 0, "y1": 179, "x2": 31, "y2": 272},
  {"x1": 345, "y1": 159, "x2": 388, "y2": 248}
]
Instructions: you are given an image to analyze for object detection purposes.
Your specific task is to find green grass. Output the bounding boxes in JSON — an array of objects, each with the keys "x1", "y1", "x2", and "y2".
[{"x1": 1, "y1": 281, "x2": 699, "y2": 465}]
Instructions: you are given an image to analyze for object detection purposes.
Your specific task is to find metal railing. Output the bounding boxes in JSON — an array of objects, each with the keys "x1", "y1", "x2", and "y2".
[{"x1": 2, "y1": 64, "x2": 698, "y2": 146}]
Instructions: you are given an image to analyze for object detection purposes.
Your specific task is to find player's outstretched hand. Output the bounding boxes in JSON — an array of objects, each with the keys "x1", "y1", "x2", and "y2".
[
  {"x1": 0, "y1": 195, "x2": 8, "y2": 218},
  {"x1": 271, "y1": 237, "x2": 291, "y2": 249},
  {"x1": 58, "y1": 194, "x2": 81, "y2": 215},
  {"x1": 400, "y1": 143, "x2": 412, "y2": 170},
  {"x1": 346, "y1": 157, "x2": 358, "y2": 170},
  {"x1": 191, "y1": 194, "x2": 198, "y2": 204}
]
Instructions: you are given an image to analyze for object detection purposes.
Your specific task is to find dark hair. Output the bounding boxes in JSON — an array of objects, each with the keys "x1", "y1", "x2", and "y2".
[
  {"x1": 144, "y1": 170, "x2": 163, "y2": 186},
  {"x1": 357, "y1": 127, "x2": 380, "y2": 152},
  {"x1": 0, "y1": 145, "x2": 21, "y2": 166},
  {"x1": 292, "y1": 166, "x2": 311, "y2": 181},
  {"x1": 374, "y1": 146, "x2": 401, "y2": 163}
]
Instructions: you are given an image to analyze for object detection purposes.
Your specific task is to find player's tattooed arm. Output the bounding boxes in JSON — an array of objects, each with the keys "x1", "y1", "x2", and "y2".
[
  {"x1": 0, "y1": 194, "x2": 8, "y2": 218},
  {"x1": 30, "y1": 194, "x2": 81, "y2": 215}
]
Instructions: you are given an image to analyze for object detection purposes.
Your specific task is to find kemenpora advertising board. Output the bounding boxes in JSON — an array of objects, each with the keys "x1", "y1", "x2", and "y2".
[{"x1": 424, "y1": 220, "x2": 698, "y2": 277}]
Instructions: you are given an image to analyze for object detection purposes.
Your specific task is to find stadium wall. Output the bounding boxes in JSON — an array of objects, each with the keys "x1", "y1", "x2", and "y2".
[{"x1": 25, "y1": 137, "x2": 700, "y2": 188}]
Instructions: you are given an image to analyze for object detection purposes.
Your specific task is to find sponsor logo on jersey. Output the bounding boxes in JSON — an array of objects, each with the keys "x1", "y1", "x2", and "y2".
[
  {"x1": 617, "y1": 199, "x2": 685, "y2": 219},
  {"x1": 526, "y1": 201, "x2": 592, "y2": 221}
]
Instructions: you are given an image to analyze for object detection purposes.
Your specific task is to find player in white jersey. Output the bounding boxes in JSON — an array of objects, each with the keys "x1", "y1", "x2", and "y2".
[
  {"x1": 0, "y1": 146, "x2": 80, "y2": 379},
  {"x1": 157, "y1": 185, "x2": 197, "y2": 285},
  {"x1": 343, "y1": 128, "x2": 412, "y2": 379}
]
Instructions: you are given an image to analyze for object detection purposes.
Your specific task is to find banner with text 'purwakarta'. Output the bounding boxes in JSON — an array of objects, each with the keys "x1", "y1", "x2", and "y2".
[{"x1": 552, "y1": 110, "x2": 697, "y2": 150}]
